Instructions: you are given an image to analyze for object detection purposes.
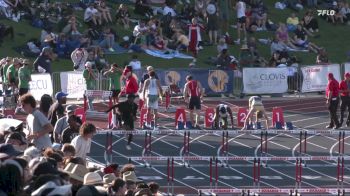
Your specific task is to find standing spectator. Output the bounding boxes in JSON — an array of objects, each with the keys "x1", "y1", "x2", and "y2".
[
  {"x1": 129, "y1": 55, "x2": 141, "y2": 71},
  {"x1": 71, "y1": 48, "x2": 88, "y2": 71},
  {"x1": 188, "y1": 17, "x2": 204, "y2": 66},
  {"x1": 1, "y1": 57, "x2": 12, "y2": 92},
  {"x1": 33, "y1": 47, "x2": 55, "y2": 74},
  {"x1": 71, "y1": 122, "x2": 96, "y2": 159},
  {"x1": 326, "y1": 73, "x2": 341, "y2": 129},
  {"x1": 218, "y1": 0, "x2": 230, "y2": 35},
  {"x1": 61, "y1": 115, "x2": 81, "y2": 144},
  {"x1": 115, "y1": 4, "x2": 130, "y2": 29},
  {"x1": 235, "y1": 0, "x2": 247, "y2": 44},
  {"x1": 6, "y1": 57, "x2": 21, "y2": 95},
  {"x1": 83, "y1": 62, "x2": 98, "y2": 111},
  {"x1": 339, "y1": 73, "x2": 350, "y2": 127},
  {"x1": 20, "y1": 93, "x2": 53, "y2": 150},
  {"x1": 48, "y1": 91, "x2": 68, "y2": 127},
  {"x1": 18, "y1": 59, "x2": 32, "y2": 97},
  {"x1": 119, "y1": 66, "x2": 138, "y2": 98},
  {"x1": 142, "y1": 71, "x2": 163, "y2": 130},
  {"x1": 195, "y1": 0, "x2": 208, "y2": 18},
  {"x1": 106, "y1": 94, "x2": 138, "y2": 150},
  {"x1": 39, "y1": 94, "x2": 53, "y2": 118},
  {"x1": 183, "y1": 75, "x2": 203, "y2": 128},
  {"x1": 103, "y1": 63, "x2": 122, "y2": 104},
  {"x1": 54, "y1": 105, "x2": 81, "y2": 143},
  {"x1": 206, "y1": 1, "x2": 218, "y2": 45}
]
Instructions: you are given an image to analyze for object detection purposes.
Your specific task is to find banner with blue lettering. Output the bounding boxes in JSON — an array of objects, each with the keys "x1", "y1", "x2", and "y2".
[
  {"x1": 135, "y1": 69, "x2": 234, "y2": 95},
  {"x1": 29, "y1": 73, "x2": 53, "y2": 101}
]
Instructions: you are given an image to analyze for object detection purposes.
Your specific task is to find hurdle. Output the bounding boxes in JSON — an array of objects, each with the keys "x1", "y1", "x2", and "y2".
[
  {"x1": 295, "y1": 158, "x2": 302, "y2": 188},
  {"x1": 339, "y1": 131, "x2": 345, "y2": 156},
  {"x1": 84, "y1": 90, "x2": 113, "y2": 127},
  {"x1": 104, "y1": 132, "x2": 113, "y2": 165},
  {"x1": 182, "y1": 131, "x2": 190, "y2": 167},
  {"x1": 166, "y1": 157, "x2": 175, "y2": 195},
  {"x1": 198, "y1": 188, "x2": 350, "y2": 195},
  {"x1": 253, "y1": 158, "x2": 261, "y2": 187}
]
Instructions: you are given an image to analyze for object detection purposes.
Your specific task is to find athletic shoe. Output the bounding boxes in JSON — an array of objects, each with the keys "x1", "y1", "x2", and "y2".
[
  {"x1": 325, "y1": 124, "x2": 334, "y2": 129},
  {"x1": 234, "y1": 39, "x2": 240, "y2": 45},
  {"x1": 126, "y1": 145, "x2": 132, "y2": 150},
  {"x1": 334, "y1": 124, "x2": 341, "y2": 130},
  {"x1": 108, "y1": 48, "x2": 115, "y2": 52},
  {"x1": 153, "y1": 126, "x2": 159, "y2": 131}
]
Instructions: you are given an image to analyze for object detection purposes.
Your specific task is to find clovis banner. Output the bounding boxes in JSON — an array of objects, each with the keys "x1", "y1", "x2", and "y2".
[
  {"x1": 243, "y1": 68, "x2": 288, "y2": 94},
  {"x1": 60, "y1": 71, "x2": 86, "y2": 98},
  {"x1": 301, "y1": 64, "x2": 341, "y2": 93}
]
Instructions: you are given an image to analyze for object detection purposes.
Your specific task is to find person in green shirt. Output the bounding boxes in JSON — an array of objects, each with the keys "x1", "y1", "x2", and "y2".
[
  {"x1": 103, "y1": 63, "x2": 122, "y2": 104},
  {"x1": 6, "y1": 58, "x2": 21, "y2": 92},
  {"x1": 1, "y1": 57, "x2": 12, "y2": 92},
  {"x1": 83, "y1": 61, "x2": 98, "y2": 111},
  {"x1": 18, "y1": 59, "x2": 32, "y2": 96}
]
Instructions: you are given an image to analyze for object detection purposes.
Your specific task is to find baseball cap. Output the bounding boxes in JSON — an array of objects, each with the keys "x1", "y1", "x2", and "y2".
[
  {"x1": 55, "y1": 92, "x2": 68, "y2": 100},
  {"x1": 66, "y1": 105, "x2": 76, "y2": 113},
  {"x1": 0, "y1": 143, "x2": 23, "y2": 159},
  {"x1": 85, "y1": 61, "x2": 93, "y2": 68}
]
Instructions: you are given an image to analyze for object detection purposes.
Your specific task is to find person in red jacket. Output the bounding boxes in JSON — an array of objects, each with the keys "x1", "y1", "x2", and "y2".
[
  {"x1": 339, "y1": 72, "x2": 350, "y2": 127},
  {"x1": 119, "y1": 66, "x2": 138, "y2": 98},
  {"x1": 326, "y1": 73, "x2": 340, "y2": 129}
]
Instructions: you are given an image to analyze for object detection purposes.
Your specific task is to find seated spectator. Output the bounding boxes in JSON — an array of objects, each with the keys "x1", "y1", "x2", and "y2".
[
  {"x1": 239, "y1": 44, "x2": 255, "y2": 68},
  {"x1": 283, "y1": 0, "x2": 303, "y2": 12},
  {"x1": 301, "y1": 10, "x2": 319, "y2": 33},
  {"x1": 217, "y1": 37, "x2": 227, "y2": 55},
  {"x1": 276, "y1": 23, "x2": 298, "y2": 49},
  {"x1": 174, "y1": 30, "x2": 189, "y2": 51},
  {"x1": 55, "y1": 33, "x2": 69, "y2": 58},
  {"x1": 134, "y1": 0, "x2": 153, "y2": 18},
  {"x1": 62, "y1": 15, "x2": 81, "y2": 36},
  {"x1": 61, "y1": 115, "x2": 81, "y2": 144},
  {"x1": 133, "y1": 20, "x2": 149, "y2": 47},
  {"x1": 292, "y1": 24, "x2": 321, "y2": 53},
  {"x1": 340, "y1": 2, "x2": 350, "y2": 24},
  {"x1": 150, "y1": 33, "x2": 169, "y2": 51},
  {"x1": 180, "y1": 3, "x2": 196, "y2": 21},
  {"x1": 115, "y1": 4, "x2": 130, "y2": 29},
  {"x1": 39, "y1": 94, "x2": 53, "y2": 117},
  {"x1": 216, "y1": 49, "x2": 232, "y2": 69},
  {"x1": 110, "y1": 178, "x2": 127, "y2": 195},
  {"x1": 95, "y1": 49, "x2": 108, "y2": 72},
  {"x1": 0, "y1": 0, "x2": 21, "y2": 21},
  {"x1": 251, "y1": 2, "x2": 267, "y2": 30},
  {"x1": 97, "y1": 1, "x2": 112, "y2": 24},
  {"x1": 247, "y1": 37, "x2": 260, "y2": 59},
  {"x1": 33, "y1": 47, "x2": 55, "y2": 74},
  {"x1": 286, "y1": 13, "x2": 299, "y2": 32},
  {"x1": 61, "y1": 143, "x2": 76, "y2": 161},
  {"x1": 99, "y1": 27, "x2": 115, "y2": 52},
  {"x1": 269, "y1": 51, "x2": 284, "y2": 67},
  {"x1": 316, "y1": 48, "x2": 330, "y2": 64},
  {"x1": 84, "y1": 3, "x2": 102, "y2": 26}
]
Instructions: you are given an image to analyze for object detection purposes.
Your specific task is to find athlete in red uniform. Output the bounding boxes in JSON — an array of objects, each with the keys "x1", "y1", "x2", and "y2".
[
  {"x1": 339, "y1": 72, "x2": 350, "y2": 127},
  {"x1": 184, "y1": 75, "x2": 203, "y2": 128},
  {"x1": 326, "y1": 73, "x2": 340, "y2": 129},
  {"x1": 119, "y1": 66, "x2": 138, "y2": 98}
]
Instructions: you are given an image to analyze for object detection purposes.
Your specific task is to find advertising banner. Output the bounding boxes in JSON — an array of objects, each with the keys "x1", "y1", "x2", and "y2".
[
  {"x1": 29, "y1": 74, "x2": 53, "y2": 101},
  {"x1": 301, "y1": 64, "x2": 340, "y2": 92}
]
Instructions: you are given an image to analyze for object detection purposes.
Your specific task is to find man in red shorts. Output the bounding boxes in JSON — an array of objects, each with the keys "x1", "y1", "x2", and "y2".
[
  {"x1": 326, "y1": 73, "x2": 341, "y2": 129},
  {"x1": 184, "y1": 75, "x2": 203, "y2": 128}
]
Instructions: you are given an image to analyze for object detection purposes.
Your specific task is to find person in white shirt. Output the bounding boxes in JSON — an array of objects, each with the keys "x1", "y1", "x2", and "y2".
[
  {"x1": 71, "y1": 122, "x2": 96, "y2": 159},
  {"x1": 235, "y1": 0, "x2": 247, "y2": 44},
  {"x1": 129, "y1": 55, "x2": 141, "y2": 70},
  {"x1": 142, "y1": 71, "x2": 163, "y2": 130},
  {"x1": 84, "y1": 3, "x2": 102, "y2": 26},
  {"x1": 71, "y1": 48, "x2": 88, "y2": 71},
  {"x1": 133, "y1": 20, "x2": 149, "y2": 44}
]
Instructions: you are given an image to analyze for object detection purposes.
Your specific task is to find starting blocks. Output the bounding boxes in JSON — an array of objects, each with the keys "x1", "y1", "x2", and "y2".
[
  {"x1": 272, "y1": 107, "x2": 284, "y2": 127},
  {"x1": 204, "y1": 108, "x2": 215, "y2": 128},
  {"x1": 175, "y1": 108, "x2": 186, "y2": 127},
  {"x1": 237, "y1": 107, "x2": 248, "y2": 127},
  {"x1": 177, "y1": 121, "x2": 184, "y2": 130},
  {"x1": 285, "y1": 122, "x2": 293, "y2": 130}
]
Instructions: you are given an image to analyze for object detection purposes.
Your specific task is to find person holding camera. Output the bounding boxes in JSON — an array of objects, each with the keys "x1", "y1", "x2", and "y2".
[
  {"x1": 71, "y1": 48, "x2": 88, "y2": 71},
  {"x1": 83, "y1": 62, "x2": 98, "y2": 111}
]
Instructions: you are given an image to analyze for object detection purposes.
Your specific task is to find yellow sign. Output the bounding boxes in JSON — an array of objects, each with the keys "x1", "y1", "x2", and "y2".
[
  {"x1": 165, "y1": 71, "x2": 181, "y2": 85},
  {"x1": 208, "y1": 70, "x2": 229, "y2": 92}
]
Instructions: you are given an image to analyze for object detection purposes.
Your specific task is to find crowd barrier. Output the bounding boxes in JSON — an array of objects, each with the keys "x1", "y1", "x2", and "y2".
[{"x1": 42, "y1": 63, "x2": 347, "y2": 100}]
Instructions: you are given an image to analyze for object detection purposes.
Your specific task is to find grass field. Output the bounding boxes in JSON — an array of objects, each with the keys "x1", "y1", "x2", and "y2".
[{"x1": 0, "y1": 1, "x2": 349, "y2": 72}]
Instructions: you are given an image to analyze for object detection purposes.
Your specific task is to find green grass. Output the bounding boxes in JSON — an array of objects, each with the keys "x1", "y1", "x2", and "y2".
[{"x1": 0, "y1": 1, "x2": 349, "y2": 73}]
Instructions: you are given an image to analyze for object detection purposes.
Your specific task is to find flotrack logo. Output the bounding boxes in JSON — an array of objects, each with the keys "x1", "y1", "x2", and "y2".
[{"x1": 317, "y1": 10, "x2": 335, "y2": 16}]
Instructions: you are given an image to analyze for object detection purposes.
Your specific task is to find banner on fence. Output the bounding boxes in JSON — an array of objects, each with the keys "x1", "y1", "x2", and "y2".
[
  {"x1": 344, "y1": 63, "x2": 350, "y2": 74},
  {"x1": 29, "y1": 73, "x2": 53, "y2": 101},
  {"x1": 156, "y1": 69, "x2": 234, "y2": 95},
  {"x1": 301, "y1": 64, "x2": 341, "y2": 93},
  {"x1": 60, "y1": 71, "x2": 86, "y2": 98},
  {"x1": 242, "y1": 68, "x2": 288, "y2": 94}
]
